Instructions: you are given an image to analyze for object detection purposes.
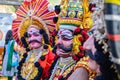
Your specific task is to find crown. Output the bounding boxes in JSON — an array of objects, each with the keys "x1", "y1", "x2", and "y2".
[
  {"x1": 12, "y1": 0, "x2": 56, "y2": 47},
  {"x1": 54, "y1": 0, "x2": 93, "y2": 30}
]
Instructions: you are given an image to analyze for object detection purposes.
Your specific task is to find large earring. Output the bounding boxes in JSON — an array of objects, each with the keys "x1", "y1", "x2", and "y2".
[
  {"x1": 43, "y1": 44, "x2": 48, "y2": 49},
  {"x1": 41, "y1": 38, "x2": 44, "y2": 45}
]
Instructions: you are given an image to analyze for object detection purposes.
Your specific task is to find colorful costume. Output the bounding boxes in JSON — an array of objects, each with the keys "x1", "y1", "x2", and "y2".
[
  {"x1": 47, "y1": 0, "x2": 96, "y2": 80},
  {"x1": 12, "y1": 0, "x2": 56, "y2": 80},
  {"x1": 84, "y1": 0, "x2": 119, "y2": 80}
]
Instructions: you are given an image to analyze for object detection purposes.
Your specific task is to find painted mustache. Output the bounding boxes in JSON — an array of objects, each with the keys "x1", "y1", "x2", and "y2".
[
  {"x1": 29, "y1": 40, "x2": 41, "y2": 44},
  {"x1": 52, "y1": 44, "x2": 73, "y2": 53},
  {"x1": 86, "y1": 50, "x2": 95, "y2": 60}
]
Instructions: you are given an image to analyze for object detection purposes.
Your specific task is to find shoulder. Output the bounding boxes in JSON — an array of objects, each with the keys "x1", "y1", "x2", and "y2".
[
  {"x1": 73, "y1": 67, "x2": 89, "y2": 76},
  {"x1": 74, "y1": 56, "x2": 90, "y2": 71},
  {"x1": 68, "y1": 67, "x2": 89, "y2": 80},
  {"x1": 74, "y1": 56, "x2": 97, "y2": 79}
]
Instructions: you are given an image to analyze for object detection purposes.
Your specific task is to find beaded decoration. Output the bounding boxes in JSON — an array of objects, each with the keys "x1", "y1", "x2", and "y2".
[
  {"x1": 17, "y1": 49, "x2": 48, "y2": 80},
  {"x1": 51, "y1": 0, "x2": 93, "y2": 60},
  {"x1": 54, "y1": 0, "x2": 93, "y2": 30}
]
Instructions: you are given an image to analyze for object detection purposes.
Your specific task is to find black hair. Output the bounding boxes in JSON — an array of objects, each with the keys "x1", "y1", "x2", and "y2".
[
  {"x1": 2, "y1": 30, "x2": 14, "y2": 62},
  {"x1": 5, "y1": 30, "x2": 13, "y2": 44}
]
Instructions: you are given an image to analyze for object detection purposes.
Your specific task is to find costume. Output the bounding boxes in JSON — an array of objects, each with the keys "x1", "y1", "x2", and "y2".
[
  {"x1": 12, "y1": 0, "x2": 56, "y2": 80},
  {"x1": 47, "y1": 0, "x2": 96, "y2": 80},
  {"x1": 84, "y1": 0, "x2": 119, "y2": 80}
]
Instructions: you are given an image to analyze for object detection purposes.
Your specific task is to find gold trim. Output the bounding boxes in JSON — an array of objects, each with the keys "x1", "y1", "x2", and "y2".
[
  {"x1": 74, "y1": 56, "x2": 97, "y2": 79},
  {"x1": 19, "y1": 16, "x2": 49, "y2": 39}
]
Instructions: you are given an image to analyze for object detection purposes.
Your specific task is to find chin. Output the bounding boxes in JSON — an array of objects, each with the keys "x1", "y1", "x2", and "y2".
[
  {"x1": 30, "y1": 44, "x2": 42, "y2": 49},
  {"x1": 57, "y1": 53, "x2": 70, "y2": 58},
  {"x1": 31, "y1": 45, "x2": 41, "y2": 49},
  {"x1": 33, "y1": 47, "x2": 40, "y2": 49},
  {"x1": 56, "y1": 49, "x2": 71, "y2": 58}
]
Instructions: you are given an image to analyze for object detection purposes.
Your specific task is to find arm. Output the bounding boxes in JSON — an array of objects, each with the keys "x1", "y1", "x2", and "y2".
[{"x1": 68, "y1": 67, "x2": 89, "y2": 80}]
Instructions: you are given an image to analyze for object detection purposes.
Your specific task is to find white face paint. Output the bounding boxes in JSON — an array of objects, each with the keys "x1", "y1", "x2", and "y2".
[
  {"x1": 57, "y1": 29, "x2": 73, "y2": 40},
  {"x1": 27, "y1": 26, "x2": 43, "y2": 49},
  {"x1": 56, "y1": 29, "x2": 73, "y2": 58}
]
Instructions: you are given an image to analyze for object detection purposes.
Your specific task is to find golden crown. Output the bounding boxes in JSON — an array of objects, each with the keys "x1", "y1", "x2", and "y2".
[{"x1": 54, "y1": 0, "x2": 93, "y2": 30}]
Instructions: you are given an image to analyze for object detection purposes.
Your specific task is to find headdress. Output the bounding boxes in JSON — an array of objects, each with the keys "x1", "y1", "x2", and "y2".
[
  {"x1": 53, "y1": 0, "x2": 93, "y2": 60},
  {"x1": 12, "y1": 0, "x2": 56, "y2": 47},
  {"x1": 54, "y1": 0, "x2": 93, "y2": 30}
]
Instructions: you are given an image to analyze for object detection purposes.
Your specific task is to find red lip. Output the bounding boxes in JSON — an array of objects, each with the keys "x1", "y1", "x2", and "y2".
[{"x1": 30, "y1": 42, "x2": 36, "y2": 44}]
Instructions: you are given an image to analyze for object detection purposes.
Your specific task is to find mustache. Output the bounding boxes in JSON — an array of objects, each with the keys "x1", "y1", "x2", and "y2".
[
  {"x1": 52, "y1": 44, "x2": 72, "y2": 53},
  {"x1": 29, "y1": 40, "x2": 41, "y2": 44},
  {"x1": 86, "y1": 50, "x2": 95, "y2": 60}
]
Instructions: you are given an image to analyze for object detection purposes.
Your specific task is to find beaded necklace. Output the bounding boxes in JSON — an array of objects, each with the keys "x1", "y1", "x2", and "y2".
[
  {"x1": 49, "y1": 58, "x2": 76, "y2": 80},
  {"x1": 17, "y1": 49, "x2": 47, "y2": 80},
  {"x1": 23, "y1": 50, "x2": 42, "y2": 79}
]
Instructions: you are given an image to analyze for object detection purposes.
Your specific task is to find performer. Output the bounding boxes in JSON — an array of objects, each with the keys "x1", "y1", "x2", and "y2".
[
  {"x1": 48, "y1": 0, "x2": 96, "y2": 80},
  {"x1": 12, "y1": 0, "x2": 56, "y2": 80},
  {"x1": 84, "y1": 35, "x2": 119, "y2": 80},
  {"x1": 84, "y1": 0, "x2": 119, "y2": 79}
]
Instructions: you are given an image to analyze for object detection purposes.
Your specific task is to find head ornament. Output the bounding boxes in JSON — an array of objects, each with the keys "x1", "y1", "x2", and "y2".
[
  {"x1": 54, "y1": 0, "x2": 93, "y2": 30},
  {"x1": 12, "y1": 0, "x2": 56, "y2": 46}
]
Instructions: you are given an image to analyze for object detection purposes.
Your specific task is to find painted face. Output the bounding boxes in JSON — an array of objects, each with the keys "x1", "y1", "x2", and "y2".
[
  {"x1": 83, "y1": 35, "x2": 100, "y2": 72},
  {"x1": 55, "y1": 29, "x2": 73, "y2": 57},
  {"x1": 27, "y1": 26, "x2": 43, "y2": 49}
]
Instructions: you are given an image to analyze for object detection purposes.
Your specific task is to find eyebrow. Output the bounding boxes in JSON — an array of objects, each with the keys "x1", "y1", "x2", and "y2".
[{"x1": 28, "y1": 31, "x2": 39, "y2": 34}]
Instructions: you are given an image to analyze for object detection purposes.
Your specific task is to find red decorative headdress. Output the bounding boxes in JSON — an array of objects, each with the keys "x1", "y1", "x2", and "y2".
[{"x1": 12, "y1": 0, "x2": 56, "y2": 47}]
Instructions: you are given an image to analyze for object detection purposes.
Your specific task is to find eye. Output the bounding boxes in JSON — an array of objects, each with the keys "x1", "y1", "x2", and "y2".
[
  {"x1": 61, "y1": 36, "x2": 73, "y2": 41},
  {"x1": 27, "y1": 32, "x2": 40, "y2": 37},
  {"x1": 28, "y1": 34, "x2": 31, "y2": 38},
  {"x1": 33, "y1": 32, "x2": 40, "y2": 36}
]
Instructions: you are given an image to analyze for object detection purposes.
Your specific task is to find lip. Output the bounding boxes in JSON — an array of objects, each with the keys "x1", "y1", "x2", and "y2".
[
  {"x1": 30, "y1": 42, "x2": 37, "y2": 45},
  {"x1": 56, "y1": 49, "x2": 71, "y2": 58},
  {"x1": 57, "y1": 48, "x2": 65, "y2": 53}
]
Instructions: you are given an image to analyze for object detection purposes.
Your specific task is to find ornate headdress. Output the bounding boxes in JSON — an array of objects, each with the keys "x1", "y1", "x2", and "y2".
[
  {"x1": 53, "y1": 0, "x2": 93, "y2": 60},
  {"x1": 54, "y1": 0, "x2": 93, "y2": 30},
  {"x1": 12, "y1": 0, "x2": 56, "y2": 47}
]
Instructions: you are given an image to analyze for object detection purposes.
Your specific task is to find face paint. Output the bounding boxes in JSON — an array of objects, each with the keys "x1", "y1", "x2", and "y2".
[
  {"x1": 55, "y1": 29, "x2": 73, "y2": 57},
  {"x1": 28, "y1": 32, "x2": 40, "y2": 38},
  {"x1": 27, "y1": 26, "x2": 43, "y2": 49},
  {"x1": 57, "y1": 29, "x2": 73, "y2": 41},
  {"x1": 57, "y1": 44, "x2": 72, "y2": 52}
]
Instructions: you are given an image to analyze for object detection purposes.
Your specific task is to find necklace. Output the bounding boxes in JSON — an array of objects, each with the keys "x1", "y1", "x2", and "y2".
[
  {"x1": 49, "y1": 58, "x2": 76, "y2": 80},
  {"x1": 17, "y1": 50, "x2": 46, "y2": 80},
  {"x1": 24, "y1": 50, "x2": 42, "y2": 79}
]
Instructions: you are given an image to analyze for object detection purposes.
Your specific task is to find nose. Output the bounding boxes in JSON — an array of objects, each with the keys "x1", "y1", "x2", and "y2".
[
  {"x1": 56, "y1": 37, "x2": 62, "y2": 45},
  {"x1": 29, "y1": 34, "x2": 35, "y2": 39},
  {"x1": 28, "y1": 34, "x2": 35, "y2": 41}
]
